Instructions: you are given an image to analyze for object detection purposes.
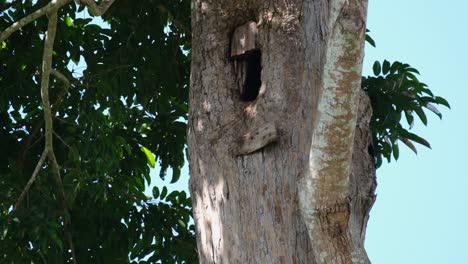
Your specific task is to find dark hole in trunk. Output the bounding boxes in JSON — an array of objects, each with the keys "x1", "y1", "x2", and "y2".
[{"x1": 240, "y1": 50, "x2": 261, "y2": 101}]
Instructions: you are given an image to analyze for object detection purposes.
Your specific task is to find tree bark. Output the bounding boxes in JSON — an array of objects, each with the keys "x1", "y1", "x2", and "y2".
[{"x1": 188, "y1": 0, "x2": 375, "y2": 263}]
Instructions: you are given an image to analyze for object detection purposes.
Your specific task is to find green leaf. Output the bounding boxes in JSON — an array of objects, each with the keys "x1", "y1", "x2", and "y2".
[
  {"x1": 406, "y1": 72, "x2": 418, "y2": 82},
  {"x1": 0, "y1": 41, "x2": 6, "y2": 49},
  {"x1": 160, "y1": 186, "x2": 168, "y2": 200},
  {"x1": 65, "y1": 16, "x2": 73, "y2": 27},
  {"x1": 400, "y1": 137, "x2": 418, "y2": 154},
  {"x1": 152, "y1": 186, "x2": 160, "y2": 198},
  {"x1": 382, "y1": 60, "x2": 390, "y2": 75},
  {"x1": 404, "y1": 110, "x2": 414, "y2": 129},
  {"x1": 384, "y1": 135, "x2": 391, "y2": 145},
  {"x1": 413, "y1": 107, "x2": 427, "y2": 126},
  {"x1": 178, "y1": 219, "x2": 187, "y2": 229},
  {"x1": 425, "y1": 103, "x2": 442, "y2": 119},
  {"x1": 125, "y1": 144, "x2": 132, "y2": 155},
  {"x1": 171, "y1": 167, "x2": 181, "y2": 183},
  {"x1": 376, "y1": 155, "x2": 382, "y2": 168},
  {"x1": 140, "y1": 146, "x2": 155, "y2": 168},
  {"x1": 405, "y1": 67, "x2": 420, "y2": 74},
  {"x1": 392, "y1": 143, "x2": 400, "y2": 160},
  {"x1": 373, "y1": 61, "x2": 381, "y2": 76},
  {"x1": 434, "y1": 96, "x2": 451, "y2": 109},
  {"x1": 402, "y1": 131, "x2": 431, "y2": 149},
  {"x1": 143, "y1": 171, "x2": 151, "y2": 185},
  {"x1": 390, "y1": 61, "x2": 402, "y2": 74},
  {"x1": 366, "y1": 34, "x2": 376, "y2": 47}
]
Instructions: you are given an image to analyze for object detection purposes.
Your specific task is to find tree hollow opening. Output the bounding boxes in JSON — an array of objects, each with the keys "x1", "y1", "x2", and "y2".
[
  {"x1": 230, "y1": 21, "x2": 261, "y2": 102},
  {"x1": 239, "y1": 50, "x2": 261, "y2": 101}
]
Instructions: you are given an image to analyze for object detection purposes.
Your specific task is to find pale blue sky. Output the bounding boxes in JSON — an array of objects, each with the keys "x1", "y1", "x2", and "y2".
[
  {"x1": 364, "y1": 1, "x2": 468, "y2": 263},
  {"x1": 148, "y1": 1, "x2": 468, "y2": 263}
]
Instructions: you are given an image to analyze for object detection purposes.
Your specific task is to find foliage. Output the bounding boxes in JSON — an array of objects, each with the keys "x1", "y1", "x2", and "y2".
[
  {"x1": 362, "y1": 33, "x2": 450, "y2": 168},
  {"x1": 0, "y1": 0, "x2": 195, "y2": 263},
  {"x1": 362, "y1": 58, "x2": 450, "y2": 167}
]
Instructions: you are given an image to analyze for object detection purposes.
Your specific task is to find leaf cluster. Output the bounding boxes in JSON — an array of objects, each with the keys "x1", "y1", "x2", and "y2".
[
  {"x1": 1, "y1": 0, "x2": 195, "y2": 262},
  {"x1": 362, "y1": 60, "x2": 450, "y2": 167}
]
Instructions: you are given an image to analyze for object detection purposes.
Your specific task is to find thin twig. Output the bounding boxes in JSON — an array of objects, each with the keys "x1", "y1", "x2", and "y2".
[
  {"x1": 53, "y1": 131, "x2": 72, "y2": 149},
  {"x1": 0, "y1": 0, "x2": 72, "y2": 42},
  {"x1": 78, "y1": 0, "x2": 117, "y2": 16},
  {"x1": 13, "y1": 149, "x2": 48, "y2": 210},
  {"x1": 65, "y1": 230, "x2": 78, "y2": 263}
]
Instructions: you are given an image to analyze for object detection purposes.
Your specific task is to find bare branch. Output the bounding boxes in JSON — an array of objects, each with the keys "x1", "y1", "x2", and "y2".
[
  {"x1": 41, "y1": 13, "x2": 58, "y2": 154},
  {"x1": 12, "y1": 1, "x2": 65, "y2": 212},
  {"x1": 13, "y1": 149, "x2": 48, "y2": 210},
  {"x1": 66, "y1": 230, "x2": 78, "y2": 263},
  {"x1": 42, "y1": 11, "x2": 77, "y2": 263},
  {"x1": 0, "y1": 0, "x2": 72, "y2": 42},
  {"x1": 78, "y1": 0, "x2": 117, "y2": 16},
  {"x1": 53, "y1": 130, "x2": 72, "y2": 149},
  {"x1": 49, "y1": 149, "x2": 77, "y2": 264}
]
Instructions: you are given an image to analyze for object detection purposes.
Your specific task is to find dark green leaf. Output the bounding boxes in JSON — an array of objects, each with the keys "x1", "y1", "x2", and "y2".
[
  {"x1": 405, "y1": 67, "x2": 420, "y2": 74},
  {"x1": 413, "y1": 107, "x2": 427, "y2": 126},
  {"x1": 152, "y1": 187, "x2": 160, "y2": 198},
  {"x1": 392, "y1": 143, "x2": 400, "y2": 160},
  {"x1": 366, "y1": 34, "x2": 376, "y2": 47},
  {"x1": 171, "y1": 167, "x2": 181, "y2": 183},
  {"x1": 160, "y1": 186, "x2": 168, "y2": 200},
  {"x1": 425, "y1": 103, "x2": 442, "y2": 119},
  {"x1": 434, "y1": 96, "x2": 451, "y2": 109},
  {"x1": 400, "y1": 137, "x2": 418, "y2": 154},
  {"x1": 373, "y1": 61, "x2": 381, "y2": 76},
  {"x1": 402, "y1": 131, "x2": 431, "y2": 149},
  {"x1": 404, "y1": 110, "x2": 414, "y2": 129},
  {"x1": 382, "y1": 60, "x2": 390, "y2": 75}
]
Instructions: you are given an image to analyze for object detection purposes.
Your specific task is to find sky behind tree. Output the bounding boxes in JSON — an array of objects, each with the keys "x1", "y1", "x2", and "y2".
[{"x1": 364, "y1": 1, "x2": 468, "y2": 263}]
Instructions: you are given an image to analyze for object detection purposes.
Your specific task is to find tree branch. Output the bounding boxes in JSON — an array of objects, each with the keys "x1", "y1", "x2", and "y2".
[
  {"x1": 54, "y1": 130, "x2": 72, "y2": 149},
  {"x1": 13, "y1": 149, "x2": 47, "y2": 210},
  {"x1": 78, "y1": 0, "x2": 117, "y2": 16},
  {"x1": 41, "y1": 14, "x2": 57, "y2": 156},
  {"x1": 18, "y1": 69, "x2": 72, "y2": 163},
  {"x1": 49, "y1": 149, "x2": 77, "y2": 264},
  {"x1": 0, "y1": 0, "x2": 72, "y2": 42},
  {"x1": 13, "y1": 1, "x2": 68, "y2": 212},
  {"x1": 42, "y1": 11, "x2": 77, "y2": 263}
]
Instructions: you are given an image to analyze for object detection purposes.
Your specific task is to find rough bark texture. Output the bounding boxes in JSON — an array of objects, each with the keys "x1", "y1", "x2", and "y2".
[{"x1": 188, "y1": 0, "x2": 375, "y2": 263}]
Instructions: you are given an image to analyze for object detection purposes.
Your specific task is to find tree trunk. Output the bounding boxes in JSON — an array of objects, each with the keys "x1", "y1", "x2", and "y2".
[{"x1": 188, "y1": 0, "x2": 375, "y2": 263}]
